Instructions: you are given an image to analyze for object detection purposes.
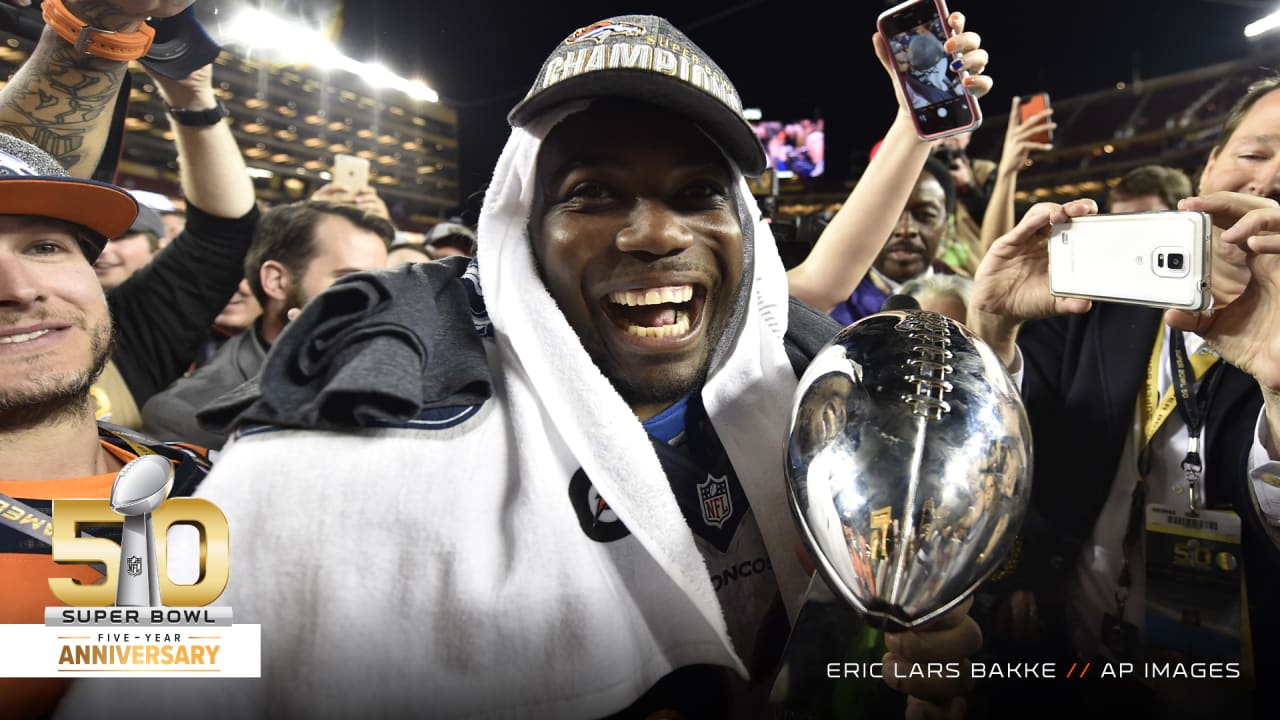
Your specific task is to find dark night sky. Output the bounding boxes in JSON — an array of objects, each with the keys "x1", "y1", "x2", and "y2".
[{"x1": 339, "y1": 0, "x2": 1268, "y2": 213}]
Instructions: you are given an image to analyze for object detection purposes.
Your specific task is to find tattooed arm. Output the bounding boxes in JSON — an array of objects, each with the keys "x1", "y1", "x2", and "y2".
[{"x1": 0, "y1": 0, "x2": 192, "y2": 176}]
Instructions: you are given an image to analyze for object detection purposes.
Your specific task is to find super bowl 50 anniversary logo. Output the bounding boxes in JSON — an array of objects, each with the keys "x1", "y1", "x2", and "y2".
[{"x1": 0, "y1": 456, "x2": 260, "y2": 677}]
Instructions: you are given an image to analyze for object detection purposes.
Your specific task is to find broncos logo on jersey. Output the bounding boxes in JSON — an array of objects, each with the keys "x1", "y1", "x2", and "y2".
[
  {"x1": 565, "y1": 20, "x2": 645, "y2": 45},
  {"x1": 568, "y1": 469, "x2": 630, "y2": 543}
]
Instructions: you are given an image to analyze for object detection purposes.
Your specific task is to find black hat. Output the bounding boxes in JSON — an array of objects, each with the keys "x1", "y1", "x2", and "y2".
[{"x1": 508, "y1": 15, "x2": 766, "y2": 176}]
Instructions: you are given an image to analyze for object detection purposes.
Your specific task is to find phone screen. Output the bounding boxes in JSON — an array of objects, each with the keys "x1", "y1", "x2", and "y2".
[{"x1": 879, "y1": 1, "x2": 976, "y2": 138}]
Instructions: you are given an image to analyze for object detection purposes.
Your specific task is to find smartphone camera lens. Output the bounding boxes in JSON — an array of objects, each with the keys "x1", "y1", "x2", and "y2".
[{"x1": 1168, "y1": 253, "x2": 1185, "y2": 270}]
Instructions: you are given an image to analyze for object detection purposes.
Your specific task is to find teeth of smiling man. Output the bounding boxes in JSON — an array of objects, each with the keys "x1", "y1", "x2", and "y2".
[
  {"x1": 608, "y1": 286, "x2": 694, "y2": 307},
  {"x1": 0, "y1": 329, "x2": 52, "y2": 345},
  {"x1": 626, "y1": 311, "x2": 692, "y2": 338},
  {"x1": 605, "y1": 285, "x2": 695, "y2": 338}
]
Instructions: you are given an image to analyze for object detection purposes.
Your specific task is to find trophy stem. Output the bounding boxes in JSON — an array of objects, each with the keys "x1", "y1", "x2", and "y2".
[
  {"x1": 767, "y1": 575, "x2": 904, "y2": 719},
  {"x1": 116, "y1": 514, "x2": 156, "y2": 607},
  {"x1": 146, "y1": 514, "x2": 162, "y2": 605}
]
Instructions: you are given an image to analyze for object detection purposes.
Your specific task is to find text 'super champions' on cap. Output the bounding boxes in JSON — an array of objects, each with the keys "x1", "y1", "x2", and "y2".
[{"x1": 508, "y1": 15, "x2": 767, "y2": 176}]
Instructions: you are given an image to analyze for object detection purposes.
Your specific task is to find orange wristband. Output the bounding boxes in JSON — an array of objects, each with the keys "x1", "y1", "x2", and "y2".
[{"x1": 42, "y1": 0, "x2": 156, "y2": 62}]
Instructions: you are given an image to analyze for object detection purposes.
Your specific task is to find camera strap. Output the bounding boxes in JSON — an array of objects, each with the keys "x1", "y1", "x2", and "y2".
[
  {"x1": 0, "y1": 491, "x2": 55, "y2": 546},
  {"x1": 1, "y1": 491, "x2": 112, "y2": 580}
]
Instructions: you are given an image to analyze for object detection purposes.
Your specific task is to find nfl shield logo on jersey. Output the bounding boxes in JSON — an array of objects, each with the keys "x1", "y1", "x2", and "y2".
[{"x1": 698, "y1": 474, "x2": 733, "y2": 529}]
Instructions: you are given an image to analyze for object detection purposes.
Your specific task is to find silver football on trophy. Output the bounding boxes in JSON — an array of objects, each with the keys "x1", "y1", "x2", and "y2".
[
  {"x1": 110, "y1": 454, "x2": 174, "y2": 516},
  {"x1": 785, "y1": 310, "x2": 1031, "y2": 629}
]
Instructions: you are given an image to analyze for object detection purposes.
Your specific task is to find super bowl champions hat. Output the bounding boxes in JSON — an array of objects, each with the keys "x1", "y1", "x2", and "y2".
[
  {"x1": 0, "y1": 134, "x2": 139, "y2": 260},
  {"x1": 508, "y1": 15, "x2": 767, "y2": 176}
]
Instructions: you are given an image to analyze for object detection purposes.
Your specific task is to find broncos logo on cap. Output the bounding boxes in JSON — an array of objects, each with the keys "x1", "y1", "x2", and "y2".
[{"x1": 565, "y1": 20, "x2": 645, "y2": 45}]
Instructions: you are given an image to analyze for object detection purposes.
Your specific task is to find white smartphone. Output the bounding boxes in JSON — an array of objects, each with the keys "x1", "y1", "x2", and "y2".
[
  {"x1": 1048, "y1": 211, "x2": 1213, "y2": 311},
  {"x1": 332, "y1": 153, "x2": 370, "y2": 190},
  {"x1": 877, "y1": 0, "x2": 982, "y2": 140}
]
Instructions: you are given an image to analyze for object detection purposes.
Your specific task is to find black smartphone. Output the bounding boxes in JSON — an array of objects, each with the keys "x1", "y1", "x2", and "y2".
[{"x1": 877, "y1": 0, "x2": 982, "y2": 140}]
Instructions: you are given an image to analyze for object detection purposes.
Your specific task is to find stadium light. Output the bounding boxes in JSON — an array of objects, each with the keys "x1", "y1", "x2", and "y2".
[
  {"x1": 223, "y1": 8, "x2": 438, "y2": 103},
  {"x1": 1244, "y1": 8, "x2": 1280, "y2": 38},
  {"x1": 361, "y1": 62, "x2": 399, "y2": 89}
]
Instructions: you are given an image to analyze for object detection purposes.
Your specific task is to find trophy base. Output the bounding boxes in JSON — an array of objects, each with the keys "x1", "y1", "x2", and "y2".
[{"x1": 766, "y1": 576, "x2": 907, "y2": 720}]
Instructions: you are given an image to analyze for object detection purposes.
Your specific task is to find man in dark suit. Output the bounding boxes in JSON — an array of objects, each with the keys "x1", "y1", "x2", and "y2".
[
  {"x1": 965, "y1": 78, "x2": 1280, "y2": 715},
  {"x1": 828, "y1": 157, "x2": 957, "y2": 326}
]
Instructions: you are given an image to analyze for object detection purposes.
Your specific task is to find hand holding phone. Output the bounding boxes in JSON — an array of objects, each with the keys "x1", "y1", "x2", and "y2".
[
  {"x1": 311, "y1": 181, "x2": 392, "y2": 221},
  {"x1": 1018, "y1": 93, "x2": 1053, "y2": 144},
  {"x1": 332, "y1": 153, "x2": 370, "y2": 190},
  {"x1": 995, "y1": 95, "x2": 1055, "y2": 176},
  {"x1": 1048, "y1": 211, "x2": 1212, "y2": 311},
  {"x1": 877, "y1": 0, "x2": 984, "y2": 140},
  {"x1": 967, "y1": 199, "x2": 1098, "y2": 366},
  {"x1": 1167, "y1": 191, "x2": 1280, "y2": 397}
]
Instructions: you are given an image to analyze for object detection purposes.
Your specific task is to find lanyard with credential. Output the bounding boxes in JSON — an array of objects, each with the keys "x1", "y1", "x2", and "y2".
[
  {"x1": 1140, "y1": 325, "x2": 1221, "y2": 465},
  {"x1": 1166, "y1": 327, "x2": 1225, "y2": 512},
  {"x1": 1115, "y1": 325, "x2": 1222, "y2": 620},
  {"x1": 1142, "y1": 328, "x2": 1252, "y2": 676}
]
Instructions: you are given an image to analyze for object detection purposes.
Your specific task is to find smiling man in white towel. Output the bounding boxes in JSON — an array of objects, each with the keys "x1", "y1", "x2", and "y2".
[{"x1": 54, "y1": 13, "x2": 983, "y2": 720}]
